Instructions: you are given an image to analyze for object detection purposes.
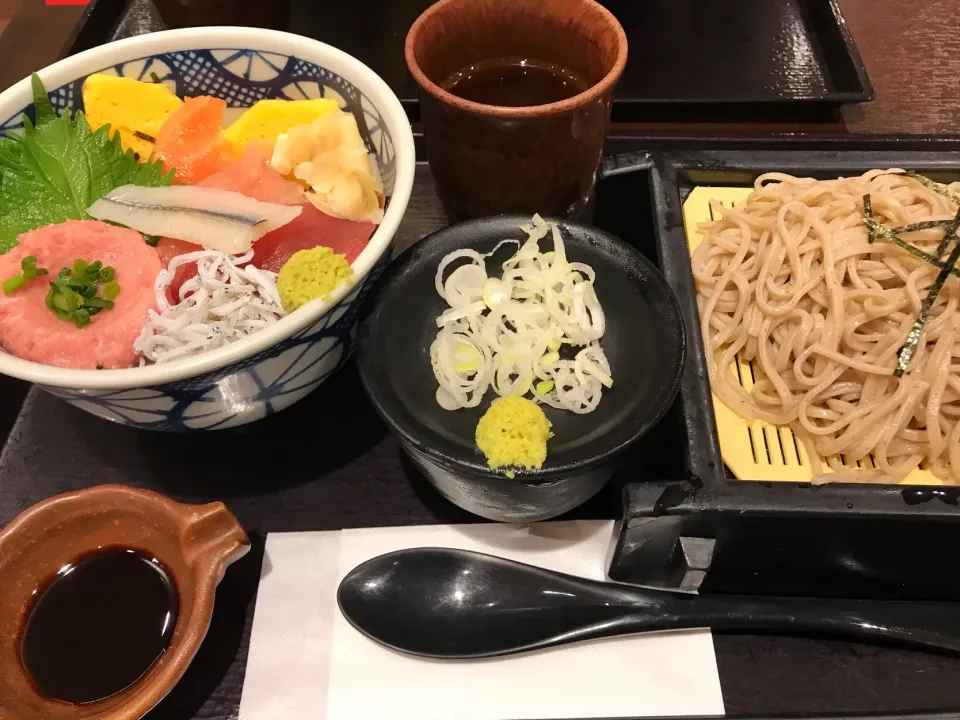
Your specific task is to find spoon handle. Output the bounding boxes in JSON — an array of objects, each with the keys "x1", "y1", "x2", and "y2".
[{"x1": 647, "y1": 591, "x2": 960, "y2": 653}]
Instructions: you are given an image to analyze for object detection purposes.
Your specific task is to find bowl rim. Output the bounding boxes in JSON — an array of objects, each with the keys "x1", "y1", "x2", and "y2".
[
  {"x1": 356, "y1": 214, "x2": 687, "y2": 483},
  {"x1": 0, "y1": 27, "x2": 416, "y2": 390}
]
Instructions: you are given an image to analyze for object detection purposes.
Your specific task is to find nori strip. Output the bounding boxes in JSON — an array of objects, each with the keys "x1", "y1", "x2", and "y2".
[
  {"x1": 935, "y1": 207, "x2": 960, "y2": 262},
  {"x1": 893, "y1": 220, "x2": 955, "y2": 233},
  {"x1": 861, "y1": 215, "x2": 960, "y2": 277},
  {"x1": 895, "y1": 206, "x2": 960, "y2": 377},
  {"x1": 902, "y1": 170, "x2": 960, "y2": 207},
  {"x1": 134, "y1": 131, "x2": 156, "y2": 143}
]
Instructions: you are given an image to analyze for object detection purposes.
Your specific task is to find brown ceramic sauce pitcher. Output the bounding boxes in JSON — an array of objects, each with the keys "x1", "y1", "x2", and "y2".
[{"x1": 0, "y1": 485, "x2": 249, "y2": 720}]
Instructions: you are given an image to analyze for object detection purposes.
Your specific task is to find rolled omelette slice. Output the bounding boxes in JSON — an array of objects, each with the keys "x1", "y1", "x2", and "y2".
[{"x1": 83, "y1": 74, "x2": 183, "y2": 159}]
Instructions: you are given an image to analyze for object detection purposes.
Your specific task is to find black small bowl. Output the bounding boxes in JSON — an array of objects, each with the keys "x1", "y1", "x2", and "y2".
[{"x1": 356, "y1": 216, "x2": 685, "y2": 522}]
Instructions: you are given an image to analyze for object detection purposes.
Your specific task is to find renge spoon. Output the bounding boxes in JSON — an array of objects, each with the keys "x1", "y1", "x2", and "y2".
[{"x1": 337, "y1": 547, "x2": 960, "y2": 659}]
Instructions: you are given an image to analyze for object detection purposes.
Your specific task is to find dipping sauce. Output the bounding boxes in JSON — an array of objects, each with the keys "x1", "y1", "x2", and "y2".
[
  {"x1": 20, "y1": 549, "x2": 178, "y2": 704},
  {"x1": 441, "y1": 58, "x2": 589, "y2": 107}
]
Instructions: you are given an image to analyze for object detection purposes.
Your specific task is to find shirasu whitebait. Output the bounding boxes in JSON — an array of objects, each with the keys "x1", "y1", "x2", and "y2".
[{"x1": 135, "y1": 250, "x2": 286, "y2": 364}]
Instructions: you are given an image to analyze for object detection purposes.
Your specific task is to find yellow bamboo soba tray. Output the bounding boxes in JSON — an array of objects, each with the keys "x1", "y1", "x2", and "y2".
[{"x1": 681, "y1": 186, "x2": 937, "y2": 485}]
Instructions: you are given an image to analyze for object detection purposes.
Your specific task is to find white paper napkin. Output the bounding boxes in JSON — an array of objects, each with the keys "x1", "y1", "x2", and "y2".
[{"x1": 239, "y1": 521, "x2": 725, "y2": 720}]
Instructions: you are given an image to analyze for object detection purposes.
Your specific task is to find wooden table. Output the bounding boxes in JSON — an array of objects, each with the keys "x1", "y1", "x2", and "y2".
[{"x1": 1, "y1": 0, "x2": 959, "y2": 135}]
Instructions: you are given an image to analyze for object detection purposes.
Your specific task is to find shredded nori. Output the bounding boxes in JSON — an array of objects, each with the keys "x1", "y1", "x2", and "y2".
[
  {"x1": 862, "y1": 173, "x2": 960, "y2": 377},
  {"x1": 863, "y1": 194, "x2": 873, "y2": 240},
  {"x1": 862, "y1": 214, "x2": 960, "y2": 276},
  {"x1": 902, "y1": 170, "x2": 960, "y2": 207},
  {"x1": 150, "y1": 72, "x2": 162, "y2": 84},
  {"x1": 897, "y1": 211, "x2": 960, "y2": 376},
  {"x1": 134, "y1": 131, "x2": 156, "y2": 143}
]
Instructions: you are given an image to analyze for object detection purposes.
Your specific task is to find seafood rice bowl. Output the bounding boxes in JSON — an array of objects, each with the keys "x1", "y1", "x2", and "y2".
[{"x1": 0, "y1": 27, "x2": 415, "y2": 430}]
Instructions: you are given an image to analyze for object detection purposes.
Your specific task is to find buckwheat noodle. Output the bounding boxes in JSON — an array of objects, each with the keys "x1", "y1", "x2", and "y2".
[{"x1": 692, "y1": 169, "x2": 960, "y2": 483}]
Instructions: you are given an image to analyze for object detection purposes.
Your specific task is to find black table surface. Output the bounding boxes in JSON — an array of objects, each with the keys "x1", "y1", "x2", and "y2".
[{"x1": 2, "y1": 167, "x2": 960, "y2": 719}]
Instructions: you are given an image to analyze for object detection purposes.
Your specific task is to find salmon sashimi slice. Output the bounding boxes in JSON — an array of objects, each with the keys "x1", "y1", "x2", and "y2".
[
  {"x1": 199, "y1": 144, "x2": 305, "y2": 205},
  {"x1": 152, "y1": 96, "x2": 233, "y2": 185}
]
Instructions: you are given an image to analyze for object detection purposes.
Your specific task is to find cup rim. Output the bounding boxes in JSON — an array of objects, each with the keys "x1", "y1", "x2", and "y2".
[{"x1": 404, "y1": 0, "x2": 628, "y2": 118}]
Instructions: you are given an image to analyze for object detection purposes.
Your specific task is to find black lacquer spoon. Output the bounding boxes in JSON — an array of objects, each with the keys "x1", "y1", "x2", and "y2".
[{"x1": 337, "y1": 547, "x2": 960, "y2": 659}]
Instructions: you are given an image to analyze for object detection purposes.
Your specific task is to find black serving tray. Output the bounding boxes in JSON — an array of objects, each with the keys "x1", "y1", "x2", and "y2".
[
  {"x1": 62, "y1": 0, "x2": 873, "y2": 122},
  {"x1": 5, "y1": 138, "x2": 960, "y2": 716},
  {"x1": 595, "y1": 138, "x2": 960, "y2": 602}
]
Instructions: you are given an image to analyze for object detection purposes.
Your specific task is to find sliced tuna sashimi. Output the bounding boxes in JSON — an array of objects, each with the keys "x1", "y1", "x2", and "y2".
[
  {"x1": 156, "y1": 237, "x2": 199, "y2": 306},
  {"x1": 252, "y1": 203, "x2": 376, "y2": 273},
  {"x1": 152, "y1": 96, "x2": 233, "y2": 185},
  {"x1": 156, "y1": 237, "x2": 196, "y2": 269},
  {"x1": 0, "y1": 220, "x2": 161, "y2": 369}
]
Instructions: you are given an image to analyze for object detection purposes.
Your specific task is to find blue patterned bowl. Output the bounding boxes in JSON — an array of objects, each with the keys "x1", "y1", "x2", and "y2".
[{"x1": 0, "y1": 28, "x2": 415, "y2": 430}]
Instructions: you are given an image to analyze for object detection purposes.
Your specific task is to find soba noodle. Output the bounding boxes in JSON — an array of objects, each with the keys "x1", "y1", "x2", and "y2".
[{"x1": 692, "y1": 169, "x2": 960, "y2": 483}]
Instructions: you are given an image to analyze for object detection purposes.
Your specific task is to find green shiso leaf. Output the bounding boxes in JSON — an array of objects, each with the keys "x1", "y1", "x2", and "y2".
[{"x1": 0, "y1": 75, "x2": 175, "y2": 254}]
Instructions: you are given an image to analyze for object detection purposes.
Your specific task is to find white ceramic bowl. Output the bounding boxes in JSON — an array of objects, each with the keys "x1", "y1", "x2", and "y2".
[{"x1": 0, "y1": 27, "x2": 415, "y2": 430}]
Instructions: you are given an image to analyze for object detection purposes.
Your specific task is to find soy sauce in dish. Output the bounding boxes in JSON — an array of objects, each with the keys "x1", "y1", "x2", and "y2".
[
  {"x1": 441, "y1": 57, "x2": 589, "y2": 107},
  {"x1": 20, "y1": 548, "x2": 178, "y2": 704}
]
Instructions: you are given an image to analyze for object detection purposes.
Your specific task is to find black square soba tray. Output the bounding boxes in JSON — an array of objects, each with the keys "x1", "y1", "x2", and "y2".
[{"x1": 599, "y1": 136, "x2": 960, "y2": 601}]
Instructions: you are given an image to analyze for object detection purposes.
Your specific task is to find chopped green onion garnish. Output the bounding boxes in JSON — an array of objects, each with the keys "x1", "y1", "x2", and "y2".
[
  {"x1": 143, "y1": 235, "x2": 160, "y2": 248},
  {"x1": 53, "y1": 288, "x2": 82, "y2": 312},
  {"x1": 103, "y1": 281, "x2": 121, "y2": 301},
  {"x1": 72, "y1": 309, "x2": 91, "y2": 329},
  {"x1": 535, "y1": 380, "x2": 555, "y2": 395},
  {"x1": 84, "y1": 297, "x2": 114, "y2": 310},
  {"x1": 2, "y1": 275, "x2": 25, "y2": 295},
  {"x1": 20, "y1": 255, "x2": 48, "y2": 280},
  {"x1": 2, "y1": 256, "x2": 49, "y2": 295},
  {"x1": 43, "y1": 259, "x2": 121, "y2": 327}
]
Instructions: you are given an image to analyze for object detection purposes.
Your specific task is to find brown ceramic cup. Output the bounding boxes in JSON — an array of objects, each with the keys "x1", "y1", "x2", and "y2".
[
  {"x1": 406, "y1": 0, "x2": 627, "y2": 220},
  {"x1": 0, "y1": 485, "x2": 249, "y2": 720}
]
